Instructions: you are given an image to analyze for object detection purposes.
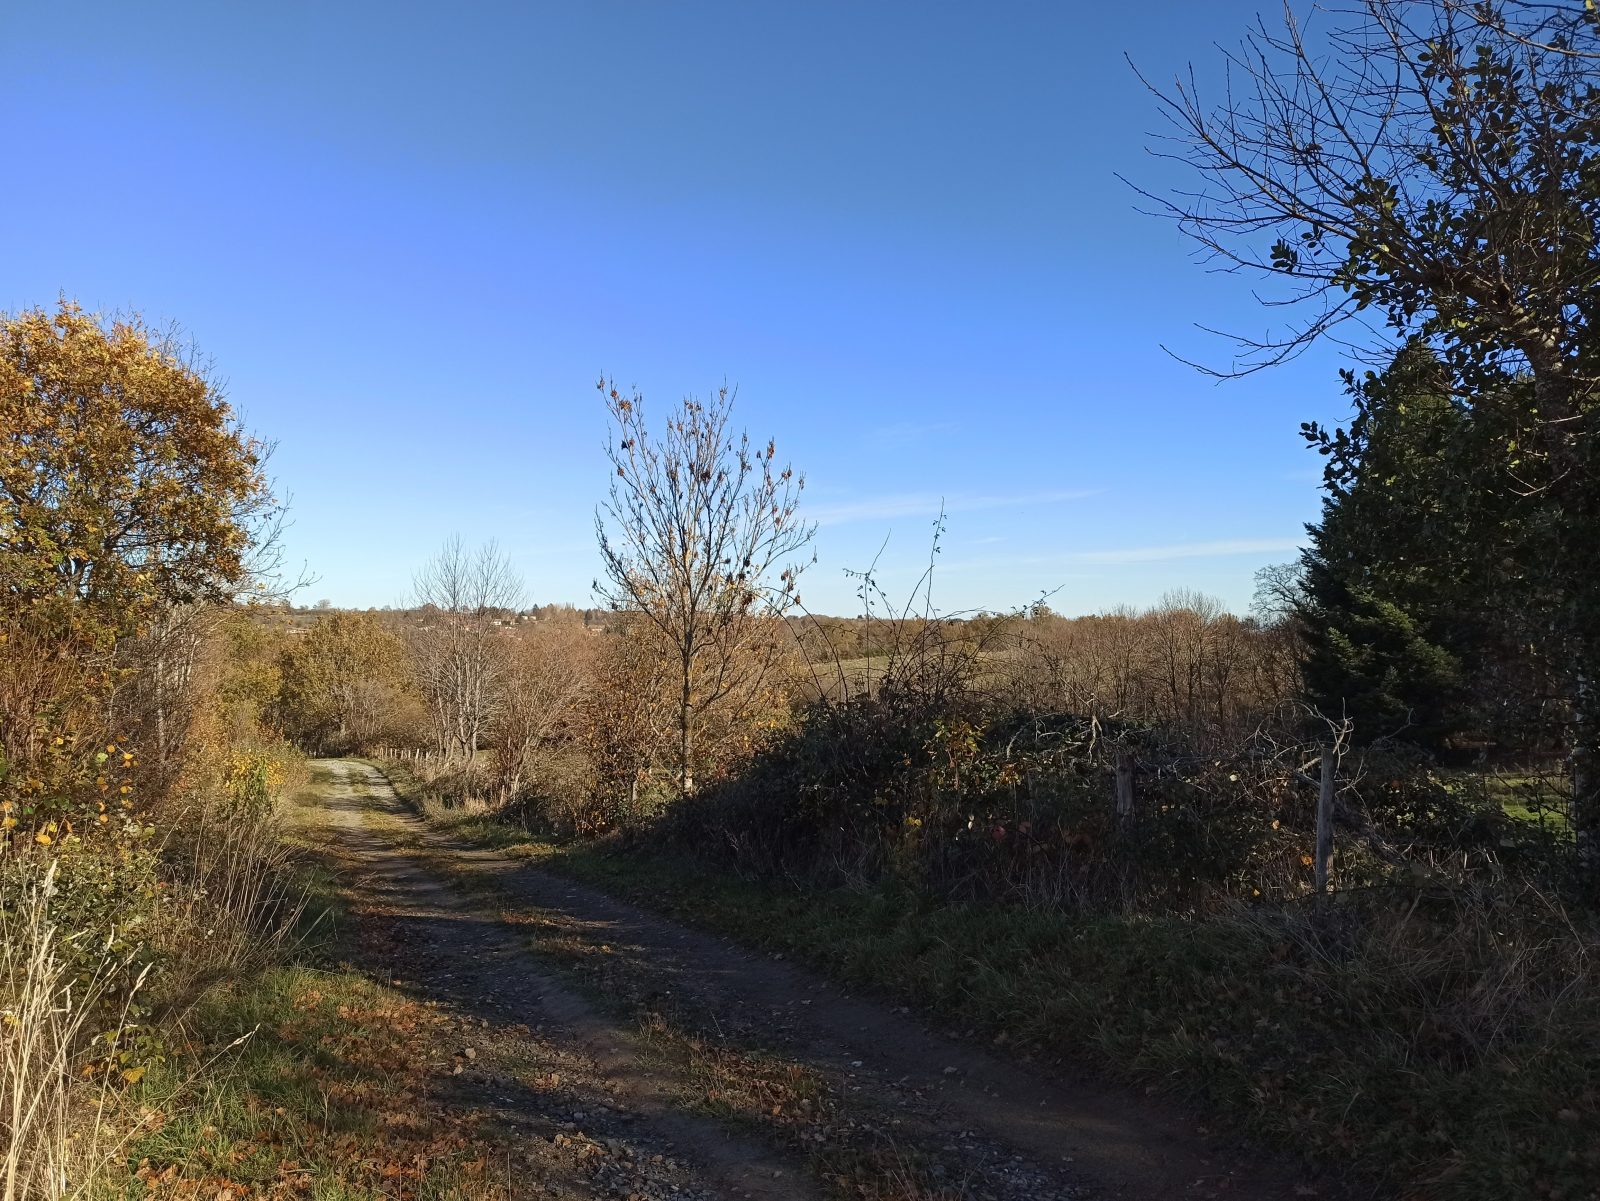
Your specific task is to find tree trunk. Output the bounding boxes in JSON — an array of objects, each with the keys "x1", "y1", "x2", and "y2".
[
  {"x1": 678, "y1": 649, "x2": 696, "y2": 796},
  {"x1": 1518, "y1": 363, "x2": 1600, "y2": 874},
  {"x1": 678, "y1": 695, "x2": 695, "y2": 796},
  {"x1": 1114, "y1": 752, "x2": 1135, "y2": 826}
]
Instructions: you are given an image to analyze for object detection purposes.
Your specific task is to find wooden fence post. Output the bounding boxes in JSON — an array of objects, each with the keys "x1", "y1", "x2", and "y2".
[
  {"x1": 1315, "y1": 746, "x2": 1336, "y2": 895},
  {"x1": 1115, "y1": 751, "x2": 1136, "y2": 826}
]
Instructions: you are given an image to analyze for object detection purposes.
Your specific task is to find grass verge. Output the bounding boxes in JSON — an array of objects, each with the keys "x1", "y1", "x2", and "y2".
[
  {"x1": 115, "y1": 780, "x2": 518, "y2": 1201},
  {"x1": 126, "y1": 965, "x2": 512, "y2": 1201}
]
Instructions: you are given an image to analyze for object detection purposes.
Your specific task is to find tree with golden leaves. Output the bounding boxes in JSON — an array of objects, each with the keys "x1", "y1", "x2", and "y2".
[
  {"x1": 0, "y1": 301, "x2": 271, "y2": 818},
  {"x1": 276, "y1": 610, "x2": 418, "y2": 755},
  {"x1": 1, "y1": 302, "x2": 269, "y2": 630}
]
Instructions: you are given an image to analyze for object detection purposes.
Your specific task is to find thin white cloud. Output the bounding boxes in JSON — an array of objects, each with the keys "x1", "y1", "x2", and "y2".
[
  {"x1": 1069, "y1": 538, "x2": 1302, "y2": 565},
  {"x1": 807, "y1": 488, "x2": 1101, "y2": 527},
  {"x1": 869, "y1": 419, "x2": 960, "y2": 442}
]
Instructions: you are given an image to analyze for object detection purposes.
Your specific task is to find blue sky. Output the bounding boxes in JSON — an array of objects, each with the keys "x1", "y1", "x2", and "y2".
[{"x1": 1, "y1": 1, "x2": 1353, "y2": 616}]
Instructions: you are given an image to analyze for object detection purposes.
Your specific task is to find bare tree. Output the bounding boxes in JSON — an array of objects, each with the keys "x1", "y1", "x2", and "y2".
[
  {"x1": 595, "y1": 379, "x2": 814, "y2": 795},
  {"x1": 411, "y1": 537, "x2": 524, "y2": 766},
  {"x1": 1147, "y1": 590, "x2": 1222, "y2": 729},
  {"x1": 489, "y1": 625, "x2": 592, "y2": 805},
  {"x1": 111, "y1": 604, "x2": 212, "y2": 791},
  {"x1": 1011, "y1": 598, "x2": 1294, "y2": 742}
]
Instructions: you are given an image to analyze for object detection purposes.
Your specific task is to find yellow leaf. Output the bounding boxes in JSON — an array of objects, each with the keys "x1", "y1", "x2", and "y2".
[{"x1": 121, "y1": 1066, "x2": 147, "y2": 1085}]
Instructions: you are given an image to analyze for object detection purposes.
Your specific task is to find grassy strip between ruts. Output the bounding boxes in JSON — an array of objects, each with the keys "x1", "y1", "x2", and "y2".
[{"x1": 378, "y1": 760, "x2": 1600, "y2": 1201}]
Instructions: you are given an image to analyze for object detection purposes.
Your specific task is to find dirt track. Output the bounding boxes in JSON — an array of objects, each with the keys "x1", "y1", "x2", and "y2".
[{"x1": 308, "y1": 758, "x2": 1319, "y2": 1201}]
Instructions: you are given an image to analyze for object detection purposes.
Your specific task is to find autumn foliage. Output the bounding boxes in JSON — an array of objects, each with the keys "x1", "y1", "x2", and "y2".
[
  {"x1": 0, "y1": 302, "x2": 299, "y2": 1199},
  {"x1": 1, "y1": 301, "x2": 271, "y2": 832},
  {"x1": 0, "y1": 303, "x2": 266, "y2": 625}
]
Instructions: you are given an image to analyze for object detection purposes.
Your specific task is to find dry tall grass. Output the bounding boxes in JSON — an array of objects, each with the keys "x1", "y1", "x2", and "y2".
[
  {"x1": 2, "y1": 778, "x2": 305, "y2": 1201},
  {"x1": 0, "y1": 861, "x2": 148, "y2": 1201},
  {"x1": 156, "y1": 793, "x2": 307, "y2": 989}
]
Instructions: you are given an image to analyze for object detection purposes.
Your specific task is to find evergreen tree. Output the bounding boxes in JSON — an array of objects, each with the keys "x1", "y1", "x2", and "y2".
[
  {"x1": 1300, "y1": 346, "x2": 1557, "y2": 752},
  {"x1": 1300, "y1": 347, "x2": 1469, "y2": 744}
]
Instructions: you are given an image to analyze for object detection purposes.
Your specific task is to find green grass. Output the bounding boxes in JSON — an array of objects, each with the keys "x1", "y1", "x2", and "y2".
[
  {"x1": 364, "y1": 759, "x2": 545, "y2": 855},
  {"x1": 126, "y1": 964, "x2": 510, "y2": 1201},
  {"x1": 389, "y1": 760, "x2": 1600, "y2": 1201},
  {"x1": 1437, "y1": 768, "x2": 1575, "y2": 836},
  {"x1": 1487, "y1": 773, "x2": 1572, "y2": 829}
]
